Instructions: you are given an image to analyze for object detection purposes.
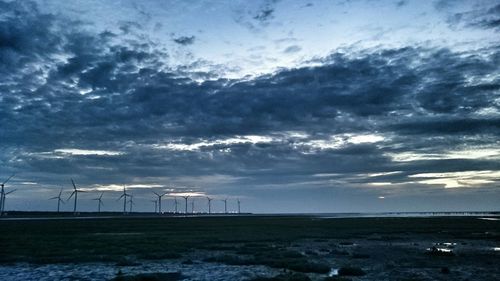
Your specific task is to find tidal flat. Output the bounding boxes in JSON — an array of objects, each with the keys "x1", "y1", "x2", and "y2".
[{"x1": 0, "y1": 216, "x2": 499, "y2": 280}]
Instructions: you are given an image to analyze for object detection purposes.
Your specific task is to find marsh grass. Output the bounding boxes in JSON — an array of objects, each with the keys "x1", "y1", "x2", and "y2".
[
  {"x1": 322, "y1": 278, "x2": 352, "y2": 281},
  {"x1": 441, "y1": 267, "x2": 450, "y2": 274},
  {"x1": 351, "y1": 253, "x2": 370, "y2": 259},
  {"x1": 205, "y1": 247, "x2": 331, "y2": 273},
  {"x1": 250, "y1": 273, "x2": 311, "y2": 281},
  {"x1": 111, "y1": 272, "x2": 184, "y2": 281},
  {"x1": 0, "y1": 216, "x2": 498, "y2": 265},
  {"x1": 338, "y1": 266, "x2": 366, "y2": 276}
]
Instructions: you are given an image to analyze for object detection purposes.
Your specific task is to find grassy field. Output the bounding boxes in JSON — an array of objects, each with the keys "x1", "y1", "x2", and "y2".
[{"x1": 0, "y1": 215, "x2": 498, "y2": 264}]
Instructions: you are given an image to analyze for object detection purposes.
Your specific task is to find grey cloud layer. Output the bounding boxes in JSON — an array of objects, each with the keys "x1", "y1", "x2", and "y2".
[
  {"x1": 1, "y1": 1, "x2": 499, "y2": 211},
  {"x1": 448, "y1": 3, "x2": 500, "y2": 31}
]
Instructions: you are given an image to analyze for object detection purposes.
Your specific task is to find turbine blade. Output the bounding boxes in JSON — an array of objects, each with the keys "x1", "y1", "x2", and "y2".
[
  {"x1": 49, "y1": 196, "x2": 58, "y2": 200},
  {"x1": 68, "y1": 191, "x2": 75, "y2": 200},
  {"x1": 71, "y1": 179, "x2": 77, "y2": 190},
  {"x1": 2, "y1": 173, "x2": 15, "y2": 185},
  {"x1": 5, "y1": 189, "x2": 16, "y2": 195},
  {"x1": 153, "y1": 191, "x2": 159, "y2": 196}
]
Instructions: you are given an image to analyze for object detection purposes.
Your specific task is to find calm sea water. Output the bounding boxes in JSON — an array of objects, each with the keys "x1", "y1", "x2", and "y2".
[{"x1": 266, "y1": 212, "x2": 500, "y2": 218}]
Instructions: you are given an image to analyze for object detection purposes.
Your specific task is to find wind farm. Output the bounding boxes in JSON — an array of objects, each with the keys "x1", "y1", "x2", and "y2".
[{"x1": 0, "y1": 177, "x2": 248, "y2": 217}]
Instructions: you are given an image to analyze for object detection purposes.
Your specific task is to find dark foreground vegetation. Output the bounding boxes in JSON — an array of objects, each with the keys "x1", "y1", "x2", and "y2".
[
  {"x1": 0, "y1": 216, "x2": 498, "y2": 264},
  {"x1": 0, "y1": 216, "x2": 499, "y2": 280}
]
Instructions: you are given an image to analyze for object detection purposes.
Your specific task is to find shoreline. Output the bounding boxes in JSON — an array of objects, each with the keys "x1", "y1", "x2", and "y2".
[{"x1": 1, "y1": 211, "x2": 499, "y2": 221}]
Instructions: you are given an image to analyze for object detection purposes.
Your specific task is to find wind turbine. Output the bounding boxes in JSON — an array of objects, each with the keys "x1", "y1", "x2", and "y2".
[
  {"x1": 191, "y1": 198, "x2": 195, "y2": 213},
  {"x1": 182, "y1": 196, "x2": 189, "y2": 214},
  {"x1": 207, "y1": 197, "x2": 213, "y2": 214},
  {"x1": 68, "y1": 179, "x2": 85, "y2": 214},
  {"x1": 92, "y1": 192, "x2": 104, "y2": 213},
  {"x1": 153, "y1": 191, "x2": 167, "y2": 214},
  {"x1": 128, "y1": 195, "x2": 135, "y2": 213},
  {"x1": 237, "y1": 199, "x2": 241, "y2": 214},
  {"x1": 118, "y1": 186, "x2": 131, "y2": 214},
  {"x1": 1, "y1": 189, "x2": 16, "y2": 214},
  {"x1": 222, "y1": 198, "x2": 227, "y2": 214},
  {"x1": 50, "y1": 188, "x2": 64, "y2": 212},
  {"x1": 151, "y1": 200, "x2": 158, "y2": 213},
  {"x1": 174, "y1": 197, "x2": 180, "y2": 213},
  {"x1": 0, "y1": 174, "x2": 15, "y2": 216}
]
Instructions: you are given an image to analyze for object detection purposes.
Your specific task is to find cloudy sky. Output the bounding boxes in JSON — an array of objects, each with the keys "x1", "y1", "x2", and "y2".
[{"x1": 1, "y1": 0, "x2": 499, "y2": 213}]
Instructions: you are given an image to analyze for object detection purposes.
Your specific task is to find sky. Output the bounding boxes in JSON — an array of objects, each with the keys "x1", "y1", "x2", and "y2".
[{"x1": 0, "y1": 0, "x2": 499, "y2": 213}]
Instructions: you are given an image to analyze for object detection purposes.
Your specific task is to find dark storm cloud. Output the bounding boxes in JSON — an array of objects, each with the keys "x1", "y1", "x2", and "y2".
[
  {"x1": 1, "y1": 0, "x2": 499, "y2": 206},
  {"x1": 389, "y1": 118, "x2": 500, "y2": 135},
  {"x1": 473, "y1": 4, "x2": 500, "y2": 30},
  {"x1": 448, "y1": 3, "x2": 500, "y2": 31},
  {"x1": 0, "y1": 1, "x2": 61, "y2": 78},
  {"x1": 173, "y1": 36, "x2": 195, "y2": 45}
]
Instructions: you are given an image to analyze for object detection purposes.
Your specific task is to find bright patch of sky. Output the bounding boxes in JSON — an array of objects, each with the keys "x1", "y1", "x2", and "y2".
[
  {"x1": 387, "y1": 147, "x2": 500, "y2": 162},
  {"x1": 152, "y1": 133, "x2": 385, "y2": 152},
  {"x1": 409, "y1": 170, "x2": 500, "y2": 188},
  {"x1": 36, "y1": 0, "x2": 498, "y2": 79},
  {"x1": 53, "y1": 149, "x2": 124, "y2": 156}
]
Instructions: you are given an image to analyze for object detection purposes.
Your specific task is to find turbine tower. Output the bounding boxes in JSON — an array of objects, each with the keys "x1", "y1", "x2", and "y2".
[
  {"x1": 0, "y1": 174, "x2": 15, "y2": 216},
  {"x1": 1, "y1": 189, "x2": 16, "y2": 214},
  {"x1": 191, "y1": 198, "x2": 195, "y2": 213},
  {"x1": 68, "y1": 179, "x2": 85, "y2": 214},
  {"x1": 207, "y1": 197, "x2": 213, "y2": 214},
  {"x1": 153, "y1": 191, "x2": 167, "y2": 214},
  {"x1": 223, "y1": 198, "x2": 227, "y2": 214},
  {"x1": 92, "y1": 192, "x2": 104, "y2": 213},
  {"x1": 237, "y1": 199, "x2": 241, "y2": 214},
  {"x1": 50, "y1": 188, "x2": 64, "y2": 212},
  {"x1": 118, "y1": 186, "x2": 131, "y2": 214},
  {"x1": 182, "y1": 196, "x2": 189, "y2": 214}
]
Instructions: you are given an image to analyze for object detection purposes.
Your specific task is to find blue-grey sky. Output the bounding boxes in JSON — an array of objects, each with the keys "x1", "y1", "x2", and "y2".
[{"x1": 0, "y1": 0, "x2": 499, "y2": 213}]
